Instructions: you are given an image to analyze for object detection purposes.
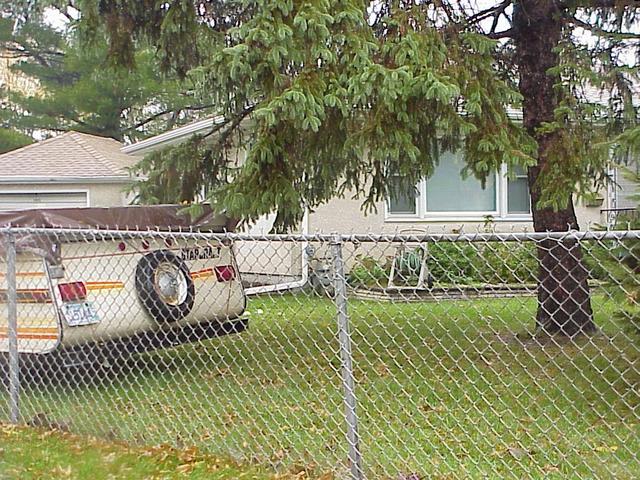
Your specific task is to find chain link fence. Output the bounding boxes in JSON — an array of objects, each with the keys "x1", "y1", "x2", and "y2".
[{"x1": 1, "y1": 227, "x2": 640, "y2": 479}]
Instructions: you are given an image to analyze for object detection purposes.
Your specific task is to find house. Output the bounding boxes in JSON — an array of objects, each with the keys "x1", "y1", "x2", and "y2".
[
  {"x1": 0, "y1": 131, "x2": 137, "y2": 210},
  {"x1": 121, "y1": 112, "x2": 638, "y2": 291},
  {"x1": 121, "y1": 117, "x2": 623, "y2": 234}
]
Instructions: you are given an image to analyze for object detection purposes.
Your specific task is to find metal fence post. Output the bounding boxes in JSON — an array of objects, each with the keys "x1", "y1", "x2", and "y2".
[
  {"x1": 5, "y1": 231, "x2": 20, "y2": 423},
  {"x1": 331, "y1": 234, "x2": 364, "y2": 480}
]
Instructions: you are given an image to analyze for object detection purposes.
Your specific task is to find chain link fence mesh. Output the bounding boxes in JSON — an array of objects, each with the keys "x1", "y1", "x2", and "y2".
[{"x1": 1, "y1": 227, "x2": 640, "y2": 479}]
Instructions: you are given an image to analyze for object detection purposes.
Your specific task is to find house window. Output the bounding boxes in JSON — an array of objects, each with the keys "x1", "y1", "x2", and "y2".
[
  {"x1": 388, "y1": 177, "x2": 418, "y2": 215},
  {"x1": 424, "y1": 151, "x2": 497, "y2": 213},
  {"x1": 507, "y1": 165, "x2": 530, "y2": 214},
  {"x1": 387, "y1": 152, "x2": 531, "y2": 220}
]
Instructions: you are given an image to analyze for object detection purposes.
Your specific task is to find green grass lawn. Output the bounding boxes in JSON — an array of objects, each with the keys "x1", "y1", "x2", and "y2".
[
  {"x1": 4, "y1": 293, "x2": 640, "y2": 479},
  {"x1": 0, "y1": 424, "x2": 294, "y2": 479}
]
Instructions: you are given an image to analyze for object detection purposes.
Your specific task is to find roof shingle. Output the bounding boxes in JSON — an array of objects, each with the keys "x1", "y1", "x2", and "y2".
[{"x1": 0, "y1": 131, "x2": 137, "y2": 180}]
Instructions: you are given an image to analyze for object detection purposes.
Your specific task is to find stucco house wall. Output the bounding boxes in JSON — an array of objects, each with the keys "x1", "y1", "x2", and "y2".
[{"x1": 309, "y1": 195, "x2": 609, "y2": 234}]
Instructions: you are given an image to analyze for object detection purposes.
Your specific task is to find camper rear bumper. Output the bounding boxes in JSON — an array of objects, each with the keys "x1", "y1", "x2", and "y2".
[{"x1": 1, "y1": 317, "x2": 248, "y2": 369}]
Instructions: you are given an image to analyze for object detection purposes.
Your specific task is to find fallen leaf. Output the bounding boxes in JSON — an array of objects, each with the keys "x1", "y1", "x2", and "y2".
[
  {"x1": 51, "y1": 465, "x2": 73, "y2": 478},
  {"x1": 508, "y1": 447, "x2": 528, "y2": 459},
  {"x1": 272, "y1": 449, "x2": 286, "y2": 460},
  {"x1": 376, "y1": 363, "x2": 390, "y2": 377},
  {"x1": 316, "y1": 474, "x2": 335, "y2": 480},
  {"x1": 595, "y1": 445, "x2": 618, "y2": 453},
  {"x1": 103, "y1": 452, "x2": 117, "y2": 463},
  {"x1": 0, "y1": 425, "x2": 18, "y2": 435},
  {"x1": 418, "y1": 404, "x2": 446, "y2": 414},
  {"x1": 397, "y1": 474, "x2": 421, "y2": 480},
  {"x1": 176, "y1": 463, "x2": 193, "y2": 474},
  {"x1": 178, "y1": 446, "x2": 199, "y2": 463}
]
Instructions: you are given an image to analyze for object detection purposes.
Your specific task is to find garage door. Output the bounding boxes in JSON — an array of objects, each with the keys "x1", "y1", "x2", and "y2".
[{"x1": 0, "y1": 192, "x2": 88, "y2": 211}]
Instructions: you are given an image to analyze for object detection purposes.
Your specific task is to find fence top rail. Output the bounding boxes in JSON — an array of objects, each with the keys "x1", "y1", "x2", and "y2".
[{"x1": 0, "y1": 226, "x2": 640, "y2": 243}]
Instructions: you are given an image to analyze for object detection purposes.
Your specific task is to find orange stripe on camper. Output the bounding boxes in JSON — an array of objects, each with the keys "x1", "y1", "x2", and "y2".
[
  {"x1": 85, "y1": 281, "x2": 125, "y2": 291},
  {"x1": 0, "y1": 334, "x2": 58, "y2": 340},
  {"x1": 0, "y1": 281, "x2": 125, "y2": 302},
  {"x1": 190, "y1": 268, "x2": 214, "y2": 280},
  {"x1": 0, "y1": 327, "x2": 58, "y2": 334},
  {"x1": 0, "y1": 327, "x2": 58, "y2": 340},
  {"x1": 20, "y1": 289, "x2": 49, "y2": 294}
]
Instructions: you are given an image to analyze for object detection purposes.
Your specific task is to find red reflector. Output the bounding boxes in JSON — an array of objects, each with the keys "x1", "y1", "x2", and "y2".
[
  {"x1": 214, "y1": 265, "x2": 236, "y2": 282},
  {"x1": 58, "y1": 282, "x2": 87, "y2": 302}
]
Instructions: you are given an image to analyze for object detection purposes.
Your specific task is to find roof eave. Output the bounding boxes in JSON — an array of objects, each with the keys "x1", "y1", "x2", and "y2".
[
  {"x1": 121, "y1": 115, "x2": 226, "y2": 155},
  {"x1": 0, "y1": 176, "x2": 137, "y2": 185}
]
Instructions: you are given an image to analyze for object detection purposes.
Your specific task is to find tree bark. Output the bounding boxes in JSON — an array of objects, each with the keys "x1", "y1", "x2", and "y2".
[{"x1": 513, "y1": 0, "x2": 596, "y2": 335}]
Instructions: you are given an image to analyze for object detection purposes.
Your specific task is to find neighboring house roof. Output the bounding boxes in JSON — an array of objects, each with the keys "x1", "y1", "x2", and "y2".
[{"x1": 0, "y1": 131, "x2": 138, "y2": 184}]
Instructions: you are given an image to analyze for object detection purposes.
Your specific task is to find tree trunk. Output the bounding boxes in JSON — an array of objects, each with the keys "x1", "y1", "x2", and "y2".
[{"x1": 513, "y1": 0, "x2": 596, "y2": 335}]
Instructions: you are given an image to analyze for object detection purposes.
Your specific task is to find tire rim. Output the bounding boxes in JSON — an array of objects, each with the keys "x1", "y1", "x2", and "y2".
[{"x1": 153, "y1": 262, "x2": 188, "y2": 306}]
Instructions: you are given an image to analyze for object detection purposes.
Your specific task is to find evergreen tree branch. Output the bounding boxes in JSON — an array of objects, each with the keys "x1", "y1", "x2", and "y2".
[
  {"x1": 122, "y1": 103, "x2": 216, "y2": 134},
  {"x1": 2, "y1": 44, "x2": 64, "y2": 68},
  {"x1": 464, "y1": 0, "x2": 512, "y2": 27},
  {"x1": 487, "y1": 28, "x2": 515, "y2": 39},
  {"x1": 202, "y1": 104, "x2": 256, "y2": 141},
  {"x1": 570, "y1": 15, "x2": 640, "y2": 40}
]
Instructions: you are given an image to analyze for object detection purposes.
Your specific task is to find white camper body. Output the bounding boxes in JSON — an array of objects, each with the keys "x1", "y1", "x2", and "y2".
[{"x1": 0, "y1": 206, "x2": 247, "y2": 358}]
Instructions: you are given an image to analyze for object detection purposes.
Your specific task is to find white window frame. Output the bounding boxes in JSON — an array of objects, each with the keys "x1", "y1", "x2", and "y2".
[{"x1": 385, "y1": 164, "x2": 532, "y2": 222}]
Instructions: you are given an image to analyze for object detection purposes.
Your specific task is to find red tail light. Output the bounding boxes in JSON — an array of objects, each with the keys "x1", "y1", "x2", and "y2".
[
  {"x1": 214, "y1": 265, "x2": 236, "y2": 282},
  {"x1": 58, "y1": 282, "x2": 87, "y2": 302}
]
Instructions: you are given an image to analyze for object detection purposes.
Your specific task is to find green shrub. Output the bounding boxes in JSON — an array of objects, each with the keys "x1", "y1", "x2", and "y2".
[
  {"x1": 477, "y1": 242, "x2": 539, "y2": 284},
  {"x1": 347, "y1": 242, "x2": 540, "y2": 288},
  {"x1": 427, "y1": 241, "x2": 538, "y2": 285},
  {"x1": 347, "y1": 255, "x2": 389, "y2": 287},
  {"x1": 588, "y1": 214, "x2": 640, "y2": 332},
  {"x1": 426, "y1": 242, "x2": 478, "y2": 283}
]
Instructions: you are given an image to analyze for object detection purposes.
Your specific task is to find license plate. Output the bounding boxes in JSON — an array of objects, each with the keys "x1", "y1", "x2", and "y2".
[{"x1": 63, "y1": 302, "x2": 100, "y2": 327}]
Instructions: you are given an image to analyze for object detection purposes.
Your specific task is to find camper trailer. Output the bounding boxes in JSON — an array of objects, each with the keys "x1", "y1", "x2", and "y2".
[{"x1": 0, "y1": 205, "x2": 247, "y2": 364}]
